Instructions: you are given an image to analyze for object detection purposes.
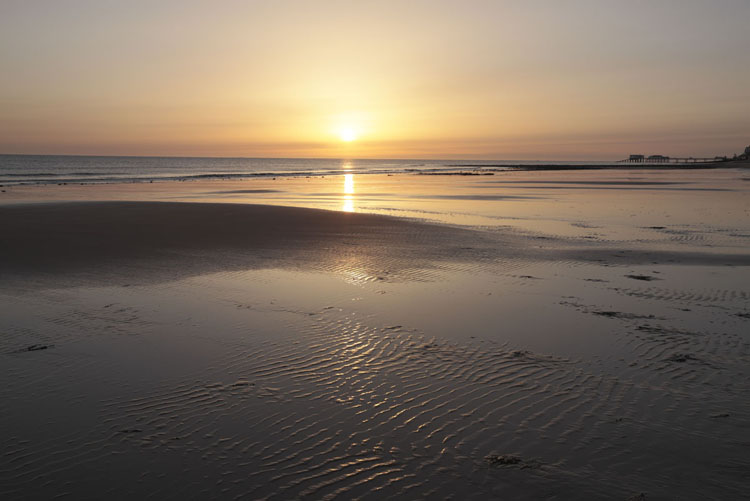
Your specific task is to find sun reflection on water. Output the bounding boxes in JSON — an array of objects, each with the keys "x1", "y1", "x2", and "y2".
[
  {"x1": 342, "y1": 173, "x2": 355, "y2": 212},
  {"x1": 342, "y1": 195, "x2": 354, "y2": 212}
]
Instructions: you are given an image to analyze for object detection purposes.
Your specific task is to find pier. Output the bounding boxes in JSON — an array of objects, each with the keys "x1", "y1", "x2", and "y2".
[{"x1": 618, "y1": 155, "x2": 729, "y2": 164}]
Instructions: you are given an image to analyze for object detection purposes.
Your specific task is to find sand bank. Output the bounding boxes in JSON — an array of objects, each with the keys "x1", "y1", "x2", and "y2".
[
  {"x1": 2, "y1": 200, "x2": 748, "y2": 289},
  {"x1": 0, "y1": 202, "x2": 506, "y2": 287}
]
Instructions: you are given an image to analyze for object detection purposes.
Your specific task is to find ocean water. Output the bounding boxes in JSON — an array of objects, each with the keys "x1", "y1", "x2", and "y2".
[{"x1": 0, "y1": 155, "x2": 614, "y2": 186}]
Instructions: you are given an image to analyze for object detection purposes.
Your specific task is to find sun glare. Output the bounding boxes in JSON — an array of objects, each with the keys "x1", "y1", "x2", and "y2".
[
  {"x1": 339, "y1": 128, "x2": 357, "y2": 142},
  {"x1": 342, "y1": 173, "x2": 355, "y2": 212},
  {"x1": 344, "y1": 173, "x2": 354, "y2": 194}
]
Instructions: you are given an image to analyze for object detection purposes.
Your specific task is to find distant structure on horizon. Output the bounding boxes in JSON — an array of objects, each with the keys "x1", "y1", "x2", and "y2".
[
  {"x1": 627, "y1": 154, "x2": 670, "y2": 163},
  {"x1": 621, "y1": 144, "x2": 750, "y2": 164}
]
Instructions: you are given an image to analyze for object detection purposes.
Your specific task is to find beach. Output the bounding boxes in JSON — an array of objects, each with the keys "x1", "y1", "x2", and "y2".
[{"x1": 1, "y1": 168, "x2": 749, "y2": 499}]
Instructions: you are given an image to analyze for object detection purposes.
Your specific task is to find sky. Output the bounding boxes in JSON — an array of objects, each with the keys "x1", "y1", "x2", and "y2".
[{"x1": 1, "y1": 0, "x2": 749, "y2": 160}]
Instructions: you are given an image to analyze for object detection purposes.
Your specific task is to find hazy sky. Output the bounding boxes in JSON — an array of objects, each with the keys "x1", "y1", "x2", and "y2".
[{"x1": 1, "y1": 0, "x2": 749, "y2": 159}]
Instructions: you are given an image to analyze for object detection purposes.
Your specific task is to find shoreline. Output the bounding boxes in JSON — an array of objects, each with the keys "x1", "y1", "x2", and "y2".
[{"x1": 1, "y1": 160, "x2": 747, "y2": 187}]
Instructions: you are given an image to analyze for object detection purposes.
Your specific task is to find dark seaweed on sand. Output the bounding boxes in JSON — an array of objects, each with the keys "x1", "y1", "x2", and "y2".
[{"x1": 625, "y1": 274, "x2": 662, "y2": 281}]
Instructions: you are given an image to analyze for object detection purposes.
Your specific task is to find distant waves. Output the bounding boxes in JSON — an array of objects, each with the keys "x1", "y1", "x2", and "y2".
[{"x1": 0, "y1": 154, "x2": 608, "y2": 186}]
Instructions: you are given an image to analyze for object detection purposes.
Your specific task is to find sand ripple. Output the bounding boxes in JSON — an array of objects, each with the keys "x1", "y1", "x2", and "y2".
[{"x1": 2, "y1": 276, "x2": 748, "y2": 499}]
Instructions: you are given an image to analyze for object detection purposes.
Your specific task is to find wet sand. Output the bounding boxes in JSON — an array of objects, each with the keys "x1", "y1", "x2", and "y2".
[
  {"x1": 0, "y1": 202, "x2": 505, "y2": 288},
  {"x1": 1, "y1": 168, "x2": 749, "y2": 499}
]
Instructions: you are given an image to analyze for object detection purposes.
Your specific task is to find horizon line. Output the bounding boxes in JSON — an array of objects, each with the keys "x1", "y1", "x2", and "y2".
[{"x1": 0, "y1": 152, "x2": 642, "y2": 163}]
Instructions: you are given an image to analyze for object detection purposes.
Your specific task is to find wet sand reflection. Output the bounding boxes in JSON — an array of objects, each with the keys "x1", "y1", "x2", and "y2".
[{"x1": 342, "y1": 173, "x2": 354, "y2": 212}]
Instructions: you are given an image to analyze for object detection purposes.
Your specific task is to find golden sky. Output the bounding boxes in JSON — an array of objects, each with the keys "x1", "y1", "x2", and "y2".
[{"x1": 1, "y1": 1, "x2": 749, "y2": 159}]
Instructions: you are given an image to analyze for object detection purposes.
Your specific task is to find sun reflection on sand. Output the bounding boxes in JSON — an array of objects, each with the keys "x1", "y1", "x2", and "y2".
[
  {"x1": 342, "y1": 196, "x2": 354, "y2": 212},
  {"x1": 342, "y1": 173, "x2": 355, "y2": 212}
]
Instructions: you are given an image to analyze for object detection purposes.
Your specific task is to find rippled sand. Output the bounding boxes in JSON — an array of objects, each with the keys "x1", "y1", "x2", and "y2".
[{"x1": 1, "y1": 169, "x2": 749, "y2": 499}]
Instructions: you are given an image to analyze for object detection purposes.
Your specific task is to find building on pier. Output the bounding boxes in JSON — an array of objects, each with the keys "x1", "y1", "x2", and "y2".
[
  {"x1": 647, "y1": 155, "x2": 670, "y2": 163},
  {"x1": 626, "y1": 154, "x2": 669, "y2": 163}
]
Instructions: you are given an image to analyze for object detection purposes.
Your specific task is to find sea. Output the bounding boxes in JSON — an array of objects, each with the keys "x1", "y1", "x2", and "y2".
[{"x1": 0, "y1": 155, "x2": 616, "y2": 186}]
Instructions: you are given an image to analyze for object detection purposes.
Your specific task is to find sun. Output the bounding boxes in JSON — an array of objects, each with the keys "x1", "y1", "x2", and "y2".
[{"x1": 339, "y1": 127, "x2": 357, "y2": 142}]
